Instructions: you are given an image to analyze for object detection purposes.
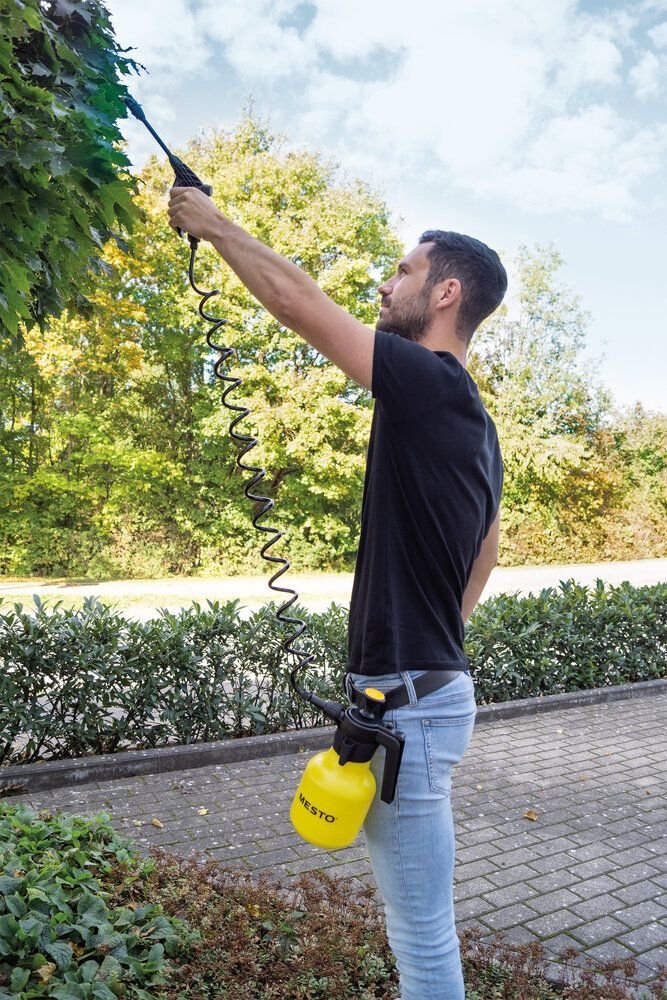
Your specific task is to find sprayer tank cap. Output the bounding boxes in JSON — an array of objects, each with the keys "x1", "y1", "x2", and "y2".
[{"x1": 364, "y1": 687, "x2": 386, "y2": 702}]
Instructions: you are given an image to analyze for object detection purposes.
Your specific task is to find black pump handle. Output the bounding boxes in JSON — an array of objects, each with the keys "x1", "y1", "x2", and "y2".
[{"x1": 376, "y1": 726, "x2": 405, "y2": 804}]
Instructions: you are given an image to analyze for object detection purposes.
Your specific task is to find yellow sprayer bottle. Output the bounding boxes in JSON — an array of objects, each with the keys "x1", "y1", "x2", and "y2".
[{"x1": 290, "y1": 687, "x2": 405, "y2": 850}]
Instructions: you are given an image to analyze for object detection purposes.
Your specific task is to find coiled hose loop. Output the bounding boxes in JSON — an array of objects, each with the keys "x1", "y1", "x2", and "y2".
[{"x1": 187, "y1": 245, "x2": 317, "y2": 706}]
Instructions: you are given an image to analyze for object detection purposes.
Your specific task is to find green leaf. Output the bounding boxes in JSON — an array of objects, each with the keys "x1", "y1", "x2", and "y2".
[
  {"x1": 9, "y1": 967, "x2": 30, "y2": 992},
  {"x1": 5, "y1": 893, "x2": 28, "y2": 918},
  {"x1": 50, "y1": 986, "x2": 87, "y2": 1000},
  {"x1": 0, "y1": 913, "x2": 20, "y2": 938},
  {"x1": 45, "y1": 939, "x2": 74, "y2": 970},
  {"x1": 91, "y1": 984, "x2": 118, "y2": 1000},
  {"x1": 80, "y1": 959, "x2": 101, "y2": 982},
  {"x1": 0, "y1": 874, "x2": 23, "y2": 894}
]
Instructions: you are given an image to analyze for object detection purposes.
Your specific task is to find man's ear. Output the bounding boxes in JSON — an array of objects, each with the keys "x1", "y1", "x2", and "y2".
[{"x1": 435, "y1": 277, "x2": 461, "y2": 310}]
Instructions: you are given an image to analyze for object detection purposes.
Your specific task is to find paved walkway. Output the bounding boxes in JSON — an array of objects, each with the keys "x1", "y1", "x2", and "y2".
[{"x1": 11, "y1": 689, "x2": 667, "y2": 986}]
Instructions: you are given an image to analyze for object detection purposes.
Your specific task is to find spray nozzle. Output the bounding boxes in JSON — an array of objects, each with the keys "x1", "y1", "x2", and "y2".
[
  {"x1": 123, "y1": 95, "x2": 146, "y2": 123},
  {"x1": 297, "y1": 681, "x2": 404, "y2": 804}
]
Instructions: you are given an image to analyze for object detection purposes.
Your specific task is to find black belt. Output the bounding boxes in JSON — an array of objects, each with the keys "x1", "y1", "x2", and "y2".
[{"x1": 349, "y1": 669, "x2": 468, "y2": 711}]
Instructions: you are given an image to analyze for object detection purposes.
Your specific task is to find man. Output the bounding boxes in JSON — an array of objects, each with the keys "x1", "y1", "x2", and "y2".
[{"x1": 168, "y1": 187, "x2": 507, "y2": 1000}]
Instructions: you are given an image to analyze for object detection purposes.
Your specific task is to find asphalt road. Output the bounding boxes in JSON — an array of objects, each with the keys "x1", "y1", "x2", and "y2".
[{"x1": 1, "y1": 558, "x2": 665, "y2": 619}]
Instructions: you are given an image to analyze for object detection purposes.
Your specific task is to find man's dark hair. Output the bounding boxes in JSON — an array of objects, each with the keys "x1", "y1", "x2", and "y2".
[{"x1": 418, "y1": 230, "x2": 507, "y2": 342}]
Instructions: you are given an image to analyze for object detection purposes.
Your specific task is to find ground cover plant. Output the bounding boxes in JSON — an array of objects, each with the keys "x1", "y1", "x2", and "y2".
[
  {"x1": 1, "y1": 805, "x2": 664, "y2": 1000},
  {"x1": 1, "y1": 581, "x2": 665, "y2": 766},
  {"x1": 0, "y1": 804, "x2": 185, "y2": 999}
]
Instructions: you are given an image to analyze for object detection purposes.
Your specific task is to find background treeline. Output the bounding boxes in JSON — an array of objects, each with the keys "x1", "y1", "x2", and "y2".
[{"x1": 1, "y1": 117, "x2": 665, "y2": 577}]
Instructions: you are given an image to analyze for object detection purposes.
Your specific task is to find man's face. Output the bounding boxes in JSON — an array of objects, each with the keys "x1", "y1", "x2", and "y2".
[{"x1": 375, "y1": 243, "x2": 435, "y2": 342}]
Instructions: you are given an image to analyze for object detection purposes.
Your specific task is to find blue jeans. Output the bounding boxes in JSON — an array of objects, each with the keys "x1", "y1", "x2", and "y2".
[{"x1": 347, "y1": 670, "x2": 476, "y2": 1000}]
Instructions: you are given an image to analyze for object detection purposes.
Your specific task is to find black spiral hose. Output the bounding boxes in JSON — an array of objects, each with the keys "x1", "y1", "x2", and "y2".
[
  {"x1": 123, "y1": 95, "x2": 343, "y2": 723},
  {"x1": 186, "y1": 246, "x2": 343, "y2": 722}
]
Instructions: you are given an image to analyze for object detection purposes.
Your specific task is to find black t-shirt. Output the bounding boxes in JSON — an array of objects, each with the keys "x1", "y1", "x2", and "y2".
[{"x1": 347, "y1": 331, "x2": 503, "y2": 675}]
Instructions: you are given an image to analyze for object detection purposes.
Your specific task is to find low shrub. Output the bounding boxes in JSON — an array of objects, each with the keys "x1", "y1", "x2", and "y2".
[
  {"x1": 461, "y1": 926, "x2": 666, "y2": 1000},
  {"x1": 0, "y1": 803, "x2": 186, "y2": 999},
  {"x1": 465, "y1": 579, "x2": 667, "y2": 702},
  {"x1": 1, "y1": 581, "x2": 665, "y2": 766},
  {"x1": 0, "y1": 598, "x2": 347, "y2": 765},
  {"x1": 145, "y1": 855, "x2": 397, "y2": 1000}
]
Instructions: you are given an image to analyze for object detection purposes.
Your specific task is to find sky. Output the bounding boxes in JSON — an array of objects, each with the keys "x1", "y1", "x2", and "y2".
[{"x1": 106, "y1": 0, "x2": 667, "y2": 413}]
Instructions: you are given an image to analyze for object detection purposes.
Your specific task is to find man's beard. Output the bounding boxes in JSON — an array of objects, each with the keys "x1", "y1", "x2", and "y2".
[{"x1": 375, "y1": 285, "x2": 433, "y2": 342}]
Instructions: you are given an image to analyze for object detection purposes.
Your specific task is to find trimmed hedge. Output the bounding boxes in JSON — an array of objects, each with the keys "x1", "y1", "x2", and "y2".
[
  {"x1": 465, "y1": 579, "x2": 666, "y2": 701},
  {"x1": 1, "y1": 581, "x2": 665, "y2": 766}
]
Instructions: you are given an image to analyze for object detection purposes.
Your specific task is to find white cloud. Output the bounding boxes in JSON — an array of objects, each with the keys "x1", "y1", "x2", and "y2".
[
  {"x1": 630, "y1": 50, "x2": 664, "y2": 97},
  {"x1": 105, "y1": 0, "x2": 667, "y2": 221},
  {"x1": 649, "y1": 20, "x2": 667, "y2": 46},
  {"x1": 197, "y1": 0, "x2": 316, "y2": 79},
  {"x1": 305, "y1": 0, "x2": 405, "y2": 59},
  {"x1": 551, "y1": 23, "x2": 623, "y2": 92},
  {"x1": 483, "y1": 108, "x2": 667, "y2": 220},
  {"x1": 107, "y1": 0, "x2": 210, "y2": 84}
]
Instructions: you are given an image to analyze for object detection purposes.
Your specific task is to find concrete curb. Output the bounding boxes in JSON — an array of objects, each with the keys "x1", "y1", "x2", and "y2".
[{"x1": 2, "y1": 678, "x2": 665, "y2": 795}]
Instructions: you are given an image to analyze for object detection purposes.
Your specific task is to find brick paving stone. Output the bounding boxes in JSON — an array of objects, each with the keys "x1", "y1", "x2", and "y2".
[
  {"x1": 454, "y1": 875, "x2": 498, "y2": 900},
  {"x1": 457, "y1": 841, "x2": 502, "y2": 864},
  {"x1": 530, "y1": 868, "x2": 579, "y2": 892},
  {"x1": 478, "y1": 901, "x2": 541, "y2": 931},
  {"x1": 566, "y1": 841, "x2": 615, "y2": 862},
  {"x1": 572, "y1": 873, "x2": 627, "y2": 899},
  {"x1": 617, "y1": 922, "x2": 667, "y2": 952},
  {"x1": 613, "y1": 881, "x2": 664, "y2": 906},
  {"x1": 455, "y1": 897, "x2": 495, "y2": 922},
  {"x1": 620, "y1": 900, "x2": 667, "y2": 926},
  {"x1": 487, "y1": 832, "x2": 542, "y2": 852},
  {"x1": 530, "y1": 836, "x2": 580, "y2": 858},
  {"x1": 525, "y1": 909, "x2": 584, "y2": 937},
  {"x1": 245, "y1": 847, "x2": 302, "y2": 869},
  {"x1": 570, "y1": 914, "x2": 632, "y2": 946},
  {"x1": 481, "y1": 884, "x2": 539, "y2": 908},
  {"x1": 527, "y1": 888, "x2": 583, "y2": 915},
  {"x1": 584, "y1": 940, "x2": 638, "y2": 965},
  {"x1": 538, "y1": 932, "x2": 583, "y2": 959},
  {"x1": 610, "y1": 861, "x2": 663, "y2": 886},
  {"x1": 566, "y1": 826, "x2": 609, "y2": 846},
  {"x1": 9, "y1": 687, "x2": 667, "y2": 989},
  {"x1": 486, "y1": 864, "x2": 541, "y2": 889},
  {"x1": 524, "y1": 852, "x2": 581, "y2": 878},
  {"x1": 455, "y1": 857, "x2": 500, "y2": 880},
  {"x1": 637, "y1": 947, "x2": 667, "y2": 978},
  {"x1": 569, "y1": 857, "x2": 620, "y2": 879},
  {"x1": 571, "y1": 894, "x2": 626, "y2": 921}
]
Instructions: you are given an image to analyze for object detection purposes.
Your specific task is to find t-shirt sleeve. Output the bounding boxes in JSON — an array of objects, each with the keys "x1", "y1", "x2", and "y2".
[{"x1": 372, "y1": 330, "x2": 462, "y2": 419}]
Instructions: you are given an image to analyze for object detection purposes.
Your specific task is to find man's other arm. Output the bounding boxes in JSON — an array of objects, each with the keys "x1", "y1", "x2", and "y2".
[
  {"x1": 461, "y1": 512, "x2": 500, "y2": 624},
  {"x1": 168, "y1": 188, "x2": 375, "y2": 389}
]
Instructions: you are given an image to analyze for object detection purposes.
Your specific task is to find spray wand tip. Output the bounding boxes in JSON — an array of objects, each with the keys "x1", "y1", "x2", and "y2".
[{"x1": 123, "y1": 95, "x2": 145, "y2": 122}]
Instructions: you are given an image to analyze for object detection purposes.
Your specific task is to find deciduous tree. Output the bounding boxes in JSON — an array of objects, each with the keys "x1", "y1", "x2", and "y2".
[{"x1": 0, "y1": 0, "x2": 141, "y2": 341}]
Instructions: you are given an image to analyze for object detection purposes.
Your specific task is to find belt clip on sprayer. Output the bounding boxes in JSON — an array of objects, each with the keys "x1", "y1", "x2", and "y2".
[{"x1": 124, "y1": 98, "x2": 405, "y2": 850}]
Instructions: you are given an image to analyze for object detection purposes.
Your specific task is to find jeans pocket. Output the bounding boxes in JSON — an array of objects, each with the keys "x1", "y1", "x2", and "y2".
[{"x1": 422, "y1": 711, "x2": 476, "y2": 796}]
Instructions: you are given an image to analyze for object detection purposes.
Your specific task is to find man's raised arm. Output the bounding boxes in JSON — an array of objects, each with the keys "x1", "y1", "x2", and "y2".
[{"x1": 168, "y1": 187, "x2": 375, "y2": 389}]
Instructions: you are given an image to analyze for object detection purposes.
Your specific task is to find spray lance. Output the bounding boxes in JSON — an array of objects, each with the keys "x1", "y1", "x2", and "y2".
[{"x1": 124, "y1": 97, "x2": 404, "y2": 850}]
